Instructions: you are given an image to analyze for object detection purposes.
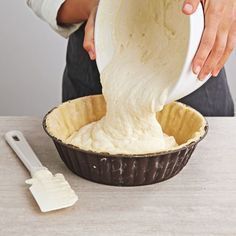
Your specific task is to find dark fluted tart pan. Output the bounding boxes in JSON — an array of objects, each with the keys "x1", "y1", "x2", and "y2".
[{"x1": 43, "y1": 95, "x2": 208, "y2": 186}]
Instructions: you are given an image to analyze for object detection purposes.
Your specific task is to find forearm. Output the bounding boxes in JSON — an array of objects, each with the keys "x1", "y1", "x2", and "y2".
[{"x1": 57, "y1": 0, "x2": 98, "y2": 25}]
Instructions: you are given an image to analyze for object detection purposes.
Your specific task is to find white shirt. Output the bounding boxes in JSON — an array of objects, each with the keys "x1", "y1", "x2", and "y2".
[{"x1": 26, "y1": 0, "x2": 82, "y2": 38}]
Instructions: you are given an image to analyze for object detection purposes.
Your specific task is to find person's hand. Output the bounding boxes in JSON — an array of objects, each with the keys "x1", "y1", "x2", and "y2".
[
  {"x1": 57, "y1": 0, "x2": 99, "y2": 60},
  {"x1": 182, "y1": 0, "x2": 236, "y2": 80},
  {"x1": 83, "y1": 6, "x2": 98, "y2": 60}
]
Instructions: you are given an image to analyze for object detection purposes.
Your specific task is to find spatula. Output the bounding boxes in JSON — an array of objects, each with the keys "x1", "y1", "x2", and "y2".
[{"x1": 5, "y1": 130, "x2": 78, "y2": 212}]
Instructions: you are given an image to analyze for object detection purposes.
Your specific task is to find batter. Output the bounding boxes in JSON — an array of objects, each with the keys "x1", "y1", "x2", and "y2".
[{"x1": 66, "y1": 0, "x2": 189, "y2": 154}]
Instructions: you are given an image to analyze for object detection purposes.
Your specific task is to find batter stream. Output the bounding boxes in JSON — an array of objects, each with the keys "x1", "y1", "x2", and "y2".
[{"x1": 66, "y1": 0, "x2": 189, "y2": 154}]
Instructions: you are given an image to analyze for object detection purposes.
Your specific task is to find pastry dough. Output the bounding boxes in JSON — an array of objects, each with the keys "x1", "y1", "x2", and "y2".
[{"x1": 66, "y1": 0, "x2": 189, "y2": 154}]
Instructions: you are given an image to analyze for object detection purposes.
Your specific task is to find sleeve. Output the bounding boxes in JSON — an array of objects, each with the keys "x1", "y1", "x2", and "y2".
[{"x1": 26, "y1": 0, "x2": 82, "y2": 38}]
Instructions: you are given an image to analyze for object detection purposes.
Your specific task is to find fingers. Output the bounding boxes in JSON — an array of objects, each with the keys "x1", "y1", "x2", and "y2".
[
  {"x1": 83, "y1": 7, "x2": 97, "y2": 60},
  {"x1": 182, "y1": 0, "x2": 200, "y2": 15},
  {"x1": 192, "y1": 3, "x2": 223, "y2": 79},
  {"x1": 212, "y1": 21, "x2": 236, "y2": 76},
  {"x1": 198, "y1": 21, "x2": 230, "y2": 80}
]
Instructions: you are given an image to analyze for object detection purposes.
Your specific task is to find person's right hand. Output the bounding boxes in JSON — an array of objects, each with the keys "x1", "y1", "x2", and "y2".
[
  {"x1": 83, "y1": 6, "x2": 98, "y2": 60},
  {"x1": 57, "y1": 0, "x2": 99, "y2": 60}
]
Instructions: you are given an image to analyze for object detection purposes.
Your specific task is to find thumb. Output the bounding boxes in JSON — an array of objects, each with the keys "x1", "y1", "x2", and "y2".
[{"x1": 182, "y1": 0, "x2": 201, "y2": 15}]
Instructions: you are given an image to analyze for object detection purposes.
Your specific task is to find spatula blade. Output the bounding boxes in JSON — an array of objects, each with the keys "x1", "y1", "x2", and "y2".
[{"x1": 26, "y1": 170, "x2": 78, "y2": 212}]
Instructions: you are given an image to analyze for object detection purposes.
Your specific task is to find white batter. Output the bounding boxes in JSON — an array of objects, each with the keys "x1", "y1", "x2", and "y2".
[{"x1": 66, "y1": 0, "x2": 189, "y2": 154}]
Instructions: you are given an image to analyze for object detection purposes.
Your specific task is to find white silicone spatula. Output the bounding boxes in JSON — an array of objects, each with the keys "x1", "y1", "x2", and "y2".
[{"x1": 5, "y1": 130, "x2": 78, "y2": 212}]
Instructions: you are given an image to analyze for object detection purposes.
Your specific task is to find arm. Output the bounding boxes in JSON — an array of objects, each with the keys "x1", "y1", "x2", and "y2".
[
  {"x1": 182, "y1": 0, "x2": 236, "y2": 80},
  {"x1": 57, "y1": 0, "x2": 98, "y2": 25},
  {"x1": 26, "y1": 0, "x2": 98, "y2": 39}
]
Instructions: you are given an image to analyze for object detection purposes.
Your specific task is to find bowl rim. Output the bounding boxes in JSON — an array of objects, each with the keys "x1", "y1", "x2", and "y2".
[
  {"x1": 42, "y1": 99, "x2": 209, "y2": 159},
  {"x1": 95, "y1": 1, "x2": 209, "y2": 105}
]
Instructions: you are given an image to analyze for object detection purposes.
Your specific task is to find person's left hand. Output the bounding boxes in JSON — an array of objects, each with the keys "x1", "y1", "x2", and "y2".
[{"x1": 183, "y1": 0, "x2": 236, "y2": 80}]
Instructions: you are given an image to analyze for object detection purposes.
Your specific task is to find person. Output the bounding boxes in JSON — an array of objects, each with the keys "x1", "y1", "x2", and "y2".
[{"x1": 27, "y1": 0, "x2": 235, "y2": 116}]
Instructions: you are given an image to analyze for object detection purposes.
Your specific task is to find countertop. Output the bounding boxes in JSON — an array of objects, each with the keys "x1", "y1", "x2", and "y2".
[{"x1": 0, "y1": 117, "x2": 236, "y2": 236}]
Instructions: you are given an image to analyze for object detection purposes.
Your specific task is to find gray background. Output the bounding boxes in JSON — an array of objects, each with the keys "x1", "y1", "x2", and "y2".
[{"x1": 0, "y1": 1, "x2": 235, "y2": 116}]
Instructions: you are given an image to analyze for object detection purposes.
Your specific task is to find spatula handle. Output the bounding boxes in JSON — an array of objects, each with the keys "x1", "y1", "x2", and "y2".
[{"x1": 5, "y1": 130, "x2": 46, "y2": 176}]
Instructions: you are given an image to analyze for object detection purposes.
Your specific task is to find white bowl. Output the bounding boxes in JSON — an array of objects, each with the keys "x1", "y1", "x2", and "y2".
[{"x1": 95, "y1": 1, "x2": 210, "y2": 103}]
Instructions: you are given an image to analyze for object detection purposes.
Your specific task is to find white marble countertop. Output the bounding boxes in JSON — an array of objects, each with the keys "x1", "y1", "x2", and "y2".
[{"x1": 0, "y1": 117, "x2": 236, "y2": 236}]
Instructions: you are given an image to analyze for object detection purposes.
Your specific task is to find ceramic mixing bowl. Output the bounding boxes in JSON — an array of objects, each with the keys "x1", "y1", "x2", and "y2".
[{"x1": 95, "y1": 0, "x2": 210, "y2": 103}]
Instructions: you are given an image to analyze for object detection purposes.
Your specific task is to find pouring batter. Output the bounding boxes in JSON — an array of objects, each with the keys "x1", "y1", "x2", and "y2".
[
  {"x1": 65, "y1": 0, "x2": 188, "y2": 154},
  {"x1": 27, "y1": 0, "x2": 235, "y2": 117}
]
